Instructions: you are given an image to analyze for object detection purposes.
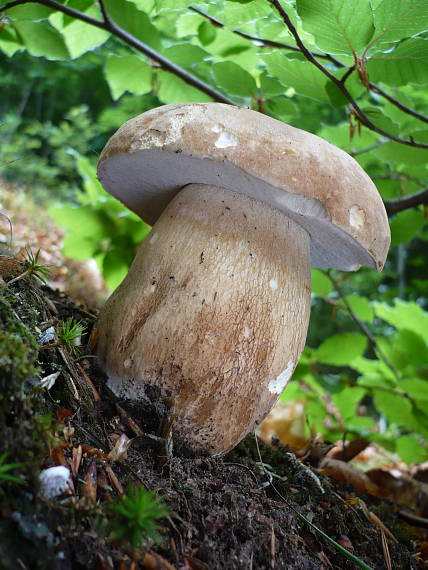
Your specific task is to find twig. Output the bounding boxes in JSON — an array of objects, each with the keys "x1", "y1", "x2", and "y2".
[
  {"x1": 328, "y1": 273, "x2": 400, "y2": 381},
  {"x1": 350, "y1": 141, "x2": 387, "y2": 157},
  {"x1": 384, "y1": 187, "x2": 428, "y2": 216},
  {"x1": 191, "y1": 4, "x2": 428, "y2": 127},
  {"x1": 369, "y1": 83, "x2": 428, "y2": 124},
  {"x1": 188, "y1": 5, "x2": 343, "y2": 66},
  {"x1": 0, "y1": 0, "x2": 236, "y2": 105},
  {"x1": 223, "y1": 461, "x2": 259, "y2": 485},
  {"x1": 398, "y1": 510, "x2": 428, "y2": 529},
  {"x1": 268, "y1": 0, "x2": 428, "y2": 148}
]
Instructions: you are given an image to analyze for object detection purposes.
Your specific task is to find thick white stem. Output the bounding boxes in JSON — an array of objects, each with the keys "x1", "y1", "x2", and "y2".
[{"x1": 96, "y1": 184, "x2": 311, "y2": 455}]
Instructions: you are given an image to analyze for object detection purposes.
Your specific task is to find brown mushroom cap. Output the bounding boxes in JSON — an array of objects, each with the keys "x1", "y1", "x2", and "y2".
[{"x1": 98, "y1": 102, "x2": 390, "y2": 271}]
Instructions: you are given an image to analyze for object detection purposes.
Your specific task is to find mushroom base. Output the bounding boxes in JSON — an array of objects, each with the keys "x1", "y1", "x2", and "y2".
[{"x1": 95, "y1": 184, "x2": 311, "y2": 455}]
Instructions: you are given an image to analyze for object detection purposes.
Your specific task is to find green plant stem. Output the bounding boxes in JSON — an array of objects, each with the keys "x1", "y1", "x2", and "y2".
[{"x1": 328, "y1": 273, "x2": 401, "y2": 382}]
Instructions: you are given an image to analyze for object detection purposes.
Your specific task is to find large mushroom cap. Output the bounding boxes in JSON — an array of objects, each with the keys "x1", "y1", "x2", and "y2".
[{"x1": 98, "y1": 103, "x2": 390, "y2": 271}]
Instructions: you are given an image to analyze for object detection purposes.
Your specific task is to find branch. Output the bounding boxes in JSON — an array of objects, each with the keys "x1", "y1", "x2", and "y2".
[
  {"x1": 369, "y1": 83, "x2": 428, "y2": 124},
  {"x1": 188, "y1": 5, "x2": 343, "y2": 66},
  {"x1": 190, "y1": 4, "x2": 428, "y2": 127},
  {"x1": 0, "y1": 0, "x2": 237, "y2": 105},
  {"x1": 350, "y1": 141, "x2": 387, "y2": 157},
  {"x1": 384, "y1": 187, "x2": 428, "y2": 216},
  {"x1": 328, "y1": 273, "x2": 401, "y2": 381},
  {"x1": 268, "y1": 0, "x2": 428, "y2": 149}
]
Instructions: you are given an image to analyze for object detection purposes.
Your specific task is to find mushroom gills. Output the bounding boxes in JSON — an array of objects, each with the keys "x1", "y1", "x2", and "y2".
[{"x1": 96, "y1": 184, "x2": 311, "y2": 455}]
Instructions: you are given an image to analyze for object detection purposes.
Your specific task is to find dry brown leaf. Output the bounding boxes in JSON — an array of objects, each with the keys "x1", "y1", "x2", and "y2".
[
  {"x1": 319, "y1": 457, "x2": 380, "y2": 496},
  {"x1": 72, "y1": 445, "x2": 82, "y2": 477},
  {"x1": 108, "y1": 433, "x2": 132, "y2": 462},
  {"x1": 105, "y1": 464, "x2": 123, "y2": 495},
  {"x1": 326, "y1": 439, "x2": 369, "y2": 462},
  {"x1": 82, "y1": 457, "x2": 97, "y2": 505},
  {"x1": 259, "y1": 401, "x2": 308, "y2": 451},
  {"x1": 143, "y1": 551, "x2": 176, "y2": 570},
  {"x1": 50, "y1": 445, "x2": 68, "y2": 467}
]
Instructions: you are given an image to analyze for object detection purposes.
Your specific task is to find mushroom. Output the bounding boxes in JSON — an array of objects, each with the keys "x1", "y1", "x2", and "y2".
[{"x1": 94, "y1": 103, "x2": 390, "y2": 456}]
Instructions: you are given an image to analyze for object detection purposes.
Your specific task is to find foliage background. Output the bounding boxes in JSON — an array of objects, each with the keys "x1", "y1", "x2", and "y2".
[{"x1": 0, "y1": 0, "x2": 427, "y2": 464}]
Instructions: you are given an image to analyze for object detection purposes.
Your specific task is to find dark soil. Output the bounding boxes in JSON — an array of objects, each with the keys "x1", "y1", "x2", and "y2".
[{"x1": 0, "y1": 265, "x2": 421, "y2": 570}]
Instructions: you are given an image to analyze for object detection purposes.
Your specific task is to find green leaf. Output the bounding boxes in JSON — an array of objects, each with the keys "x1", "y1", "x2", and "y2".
[
  {"x1": 103, "y1": 0, "x2": 161, "y2": 50},
  {"x1": 297, "y1": 0, "x2": 374, "y2": 57},
  {"x1": 50, "y1": 205, "x2": 113, "y2": 240},
  {"x1": 373, "y1": 391, "x2": 414, "y2": 426},
  {"x1": 105, "y1": 55, "x2": 152, "y2": 100},
  {"x1": 103, "y1": 247, "x2": 129, "y2": 290},
  {"x1": 261, "y1": 53, "x2": 329, "y2": 101},
  {"x1": 360, "y1": 106, "x2": 400, "y2": 136},
  {"x1": 311, "y1": 269, "x2": 333, "y2": 297},
  {"x1": 212, "y1": 61, "x2": 257, "y2": 96},
  {"x1": 332, "y1": 386, "x2": 366, "y2": 420},
  {"x1": 198, "y1": 21, "x2": 217, "y2": 46},
  {"x1": 367, "y1": 39, "x2": 428, "y2": 87},
  {"x1": 372, "y1": 137, "x2": 428, "y2": 166},
  {"x1": 339, "y1": 295, "x2": 374, "y2": 323},
  {"x1": 400, "y1": 379, "x2": 428, "y2": 403},
  {"x1": 158, "y1": 71, "x2": 212, "y2": 103},
  {"x1": 316, "y1": 333, "x2": 368, "y2": 366},
  {"x1": 352, "y1": 356, "x2": 396, "y2": 383},
  {"x1": 265, "y1": 96, "x2": 298, "y2": 120},
  {"x1": 389, "y1": 330, "x2": 428, "y2": 369},
  {"x1": 75, "y1": 155, "x2": 106, "y2": 205},
  {"x1": 49, "y1": 6, "x2": 109, "y2": 59},
  {"x1": 389, "y1": 209, "x2": 426, "y2": 245},
  {"x1": 224, "y1": 0, "x2": 274, "y2": 28},
  {"x1": 396, "y1": 434, "x2": 428, "y2": 464},
  {"x1": 12, "y1": 21, "x2": 69, "y2": 59},
  {"x1": 373, "y1": 300, "x2": 428, "y2": 343},
  {"x1": 371, "y1": 0, "x2": 428, "y2": 47},
  {"x1": 163, "y1": 43, "x2": 210, "y2": 68},
  {"x1": 62, "y1": 233, "x2": 98, "y2": 260}
]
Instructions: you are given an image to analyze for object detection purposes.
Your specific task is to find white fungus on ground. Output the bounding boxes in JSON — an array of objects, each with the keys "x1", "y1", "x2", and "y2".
[{"x1": 39, "y1": 466, "x2": 72, "y2": 499}]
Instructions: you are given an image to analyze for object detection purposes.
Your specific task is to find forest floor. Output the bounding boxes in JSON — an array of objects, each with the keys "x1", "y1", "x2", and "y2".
[{"x1": 0, "y1": 184, "x2": 427, "y2": 569}]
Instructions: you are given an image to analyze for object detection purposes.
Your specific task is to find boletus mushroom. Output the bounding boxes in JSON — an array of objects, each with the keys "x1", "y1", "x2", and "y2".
[{"x1": 94, "y1": 103, "x2": 390, "y2": 456}]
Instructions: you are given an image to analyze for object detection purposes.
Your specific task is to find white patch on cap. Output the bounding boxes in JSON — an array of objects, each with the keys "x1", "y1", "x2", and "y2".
[
  {"x1": 268, "y1": 361, "x2": 294, "y2": 394},
  {"x1": 243, "y1": 326, "x2": 250, "y2": 339},
  {"x1": 269, "y1": 278, "x2": 278, "y2": 290},
  {"x1": 215, "y1": 132, "x2": 238, "y2": 149},
  {"x1": 349, "y1": 205, "x2": 365, "y2": 230},
  {"x1": 211, "y1": 124, "x2": 222, "y2": 133},
  {"x1": 151, "y1": 283, "x2": 157, "y2": 293},
  {"x1": 149, "y1": 232, "x2": 158, "y2": 245},
  {"x1": 124, "y1": 357, "x2": 133, "y2": 369}
]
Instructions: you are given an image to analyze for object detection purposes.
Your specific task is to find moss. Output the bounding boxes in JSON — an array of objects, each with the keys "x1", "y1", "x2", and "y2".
[{"x1": 0, "y1": 283, "x2": 50, "y2": 491}]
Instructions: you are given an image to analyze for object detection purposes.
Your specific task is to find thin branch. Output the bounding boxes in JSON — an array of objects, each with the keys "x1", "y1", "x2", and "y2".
[
  {"x1": 384, "y1": 187, "x2": 428, "y2": 216},
  {"x1": 369, "y1": 83, "x2": 428, "y2": 124},
  {"x1": 339, "y1": 65, "x2": 355, "y2": 84},
  {"x1": 0, "y1": 0, "x2": 237, "y2": 105},
  {"x1": 190, "y1": 3, "x2": 428, "y2": 127},
  {"x1": 1, "y1": 0, "x2": 104, "y2": 26},
  {"x1": 350, "y1": 141, "x2": 387, "y2": 157},
  {"x1": 268, "y1": 0, "x2": 428, "y2": 149},
  {"x1": 188, "y1": 5, "x2": 343, "y2": 66},
  {"x1": 328, "y1": 273, "x2": 400, "y2": 381}
]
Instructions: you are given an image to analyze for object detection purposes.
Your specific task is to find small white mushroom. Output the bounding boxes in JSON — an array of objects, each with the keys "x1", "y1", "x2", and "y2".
[
  {"x1": 94, "y1": 103, "x2": 390, "y2": 456},
  {"x1": 39, "y1": 466, "x2": 72, "y2": 499}
]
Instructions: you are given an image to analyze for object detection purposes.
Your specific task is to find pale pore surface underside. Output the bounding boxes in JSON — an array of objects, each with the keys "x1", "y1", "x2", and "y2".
[{"x1": 96, "y1": 185, "x2": 311, "y2": 455}]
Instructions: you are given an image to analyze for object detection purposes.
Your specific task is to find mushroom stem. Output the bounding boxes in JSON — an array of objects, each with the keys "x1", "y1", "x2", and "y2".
[{"x1": 96, "y1": 184, "x2": 311, "y2": 455}]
